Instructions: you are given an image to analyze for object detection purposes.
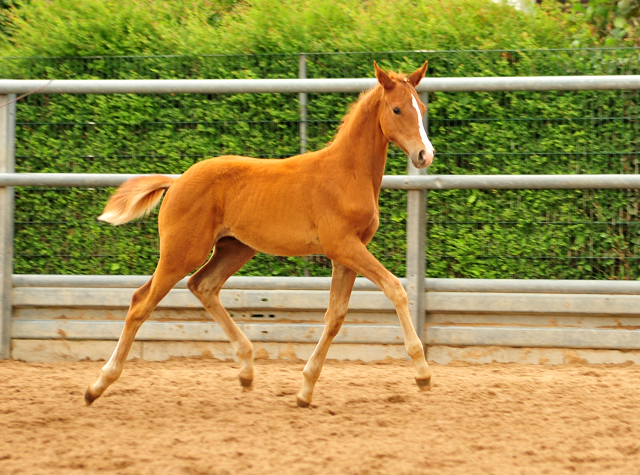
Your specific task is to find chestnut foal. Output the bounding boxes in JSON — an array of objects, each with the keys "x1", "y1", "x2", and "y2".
[{"x1": 86, "y1": 61, "x2": 435, "y2": 407}]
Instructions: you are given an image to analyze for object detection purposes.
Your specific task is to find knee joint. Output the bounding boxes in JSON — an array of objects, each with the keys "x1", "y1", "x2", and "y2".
[
  {"x1": 381, "y1": 277, "x2": 407, "y2": 299},
  {"x1": 389, "y1": 283, "x2": 408, "y2": 307}
]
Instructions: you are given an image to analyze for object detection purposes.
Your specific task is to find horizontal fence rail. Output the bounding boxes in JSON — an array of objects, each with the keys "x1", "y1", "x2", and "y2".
[
  {"x1": 11, "y1": 322, "x2": 640, "y2": 351},
  {"x1": 427, "y1": 327, "x2": 640, "y2": 350},
  {"x1": 383, "y1": 174, "x2": 640, "y2": 190},
  {"x1": 11, "y1": 320, "x2": 405, "y2": 345},
  {"x1": 2, "y1": 173, "x2": 640, "y2": 189},
  {"x1": 12, "y1": 319, "x2": 640, "y2": 350},
  {"x1": 3, "y1": 75, "x2": 640, "y2": 94},
  {"x1": 12, "y1": 275, "x2": 640, "y2": 294}
]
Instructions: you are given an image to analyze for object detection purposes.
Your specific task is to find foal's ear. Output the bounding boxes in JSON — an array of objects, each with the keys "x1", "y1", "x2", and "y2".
[
  {"x1": 374, "y1": 61, "x2": 395, "y2": 90},
  {"x1": 407, "y1": 61, "x2": 429, "y2": 87}
]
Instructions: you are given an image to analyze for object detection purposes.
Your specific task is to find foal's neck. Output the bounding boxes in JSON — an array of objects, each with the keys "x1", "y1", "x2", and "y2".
[{"x1": 328, "y1": 86, "x2": 389, "y2": 189}]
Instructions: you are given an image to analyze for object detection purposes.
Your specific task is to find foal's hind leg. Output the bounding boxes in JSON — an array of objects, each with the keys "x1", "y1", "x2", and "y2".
[
  {"x1": 84, "y1": 261, "x2": 191, "y2": 405},
  {"x1": 296, "y1": 262, "x2": 356, "y2": 407},
  {"x1": 187, "y1": 238, "x2": 257, "y2": 387},
  {"x1": 327, "y1": 238, "x2": 431, "y2": 390},
  {"x1": 85, "y1": 217, "x2": 216, "y2": 404}
]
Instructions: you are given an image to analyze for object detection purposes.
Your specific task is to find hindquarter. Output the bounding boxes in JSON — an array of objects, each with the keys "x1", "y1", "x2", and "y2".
[{"x1": 156, "y1": 169, "x2": 224, "y2": 268}]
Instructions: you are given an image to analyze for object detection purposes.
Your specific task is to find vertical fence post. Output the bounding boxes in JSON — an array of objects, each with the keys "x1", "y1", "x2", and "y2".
[
  {"x1": 298, "y1": 54, "x2": 308, "y2": 154},
  {"x1": 299, "y1": 54, "x2": 312, "y2": 276},
  {"x1": 406, "y1": 92, "x2": 428, "y2": 343},
  {"x1": 0, "y1": 94, "x2": 16, "y2": 359}
]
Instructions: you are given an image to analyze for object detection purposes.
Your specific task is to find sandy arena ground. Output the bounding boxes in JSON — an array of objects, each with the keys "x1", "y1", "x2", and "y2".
[{"x1": 1, "y1": 357, "x2": 640, "y2": 475}]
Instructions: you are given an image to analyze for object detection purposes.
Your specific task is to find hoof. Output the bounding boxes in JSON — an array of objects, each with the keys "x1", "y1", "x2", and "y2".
[
  {"x1": 239, "y1": 377, "x2": 253, "y2": 388},
  {"x1": 84, "y1": 387, "x2": 98, "y2": 406},
  {"x1": 415, "y1": 377, "x2": 431, "y2": 391},
  {"x1": 296, "y1": 396, "x2": 311, "y2": 408}
]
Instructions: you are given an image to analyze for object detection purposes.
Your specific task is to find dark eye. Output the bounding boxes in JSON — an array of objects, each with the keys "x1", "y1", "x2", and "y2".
[{"x1": 393, "y1": 107, "x2": 400, "y2": 115}]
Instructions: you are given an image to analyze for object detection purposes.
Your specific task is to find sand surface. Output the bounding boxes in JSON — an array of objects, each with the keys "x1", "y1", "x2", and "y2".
[{"x1": 1, "y1": 357, "x2": 640, "y2": 474}]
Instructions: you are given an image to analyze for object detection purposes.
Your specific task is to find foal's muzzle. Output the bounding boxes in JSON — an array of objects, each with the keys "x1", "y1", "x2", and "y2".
[{"x1": 410, "y1": 147, "x2": 435, "y2": 169}]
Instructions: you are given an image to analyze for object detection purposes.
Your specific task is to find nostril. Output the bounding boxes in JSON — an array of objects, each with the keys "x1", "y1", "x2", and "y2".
[{"x1": 418, "y1": 150, "x2": 426, "y2": 163}]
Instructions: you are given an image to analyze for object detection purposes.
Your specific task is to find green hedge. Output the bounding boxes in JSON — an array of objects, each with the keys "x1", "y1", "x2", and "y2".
[
  {"x1": 4, "y1": 48, "x2": 640, "y2": 279},
  {"x1": 0, "y1": 0, "x2": 574, "y2": 57}
]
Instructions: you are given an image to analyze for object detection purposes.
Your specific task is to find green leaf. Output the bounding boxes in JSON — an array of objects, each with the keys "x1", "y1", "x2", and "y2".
[{"x1": 613, "y1": 17, "x2": 628, "y2": 29}]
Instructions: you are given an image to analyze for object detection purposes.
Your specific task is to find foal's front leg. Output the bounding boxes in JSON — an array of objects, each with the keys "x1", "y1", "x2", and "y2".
[
  {"x1": 296, "y1": 262, "x2": 357, "y2": 407},
  {"x1": 328, "y1": 239, "x2": 431, "y2": 390}
]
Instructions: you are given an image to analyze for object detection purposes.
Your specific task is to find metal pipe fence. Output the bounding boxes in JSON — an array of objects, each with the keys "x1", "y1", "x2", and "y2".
[
  {"x1": 3, "y1": 75, "x2": 640, "y2": 94},
  {"x1": 2, "y1": 173, "x2": 640, "y2": 189},
  {"x1": 1, "y1": 74, "x2": 640, "y2": 359}
]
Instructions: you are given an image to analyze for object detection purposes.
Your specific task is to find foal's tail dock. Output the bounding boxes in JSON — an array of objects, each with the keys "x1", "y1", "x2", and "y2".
[{"x1": 98, "y1": 175, "x2": 175, "y2": 226}]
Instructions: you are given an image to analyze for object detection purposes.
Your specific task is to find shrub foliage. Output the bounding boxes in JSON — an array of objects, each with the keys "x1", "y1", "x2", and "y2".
[{"x1": 0, "y1": 0, "x2": 638, "y2": 279}]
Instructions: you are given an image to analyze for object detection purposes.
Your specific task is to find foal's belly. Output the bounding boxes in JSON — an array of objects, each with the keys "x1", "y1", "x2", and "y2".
[
  {"x1": 229, "y1": 228, "x2": 324, "y2": 257},
  {"x1": 224, "y1": 214, "x2": 324, "y2": 257}
]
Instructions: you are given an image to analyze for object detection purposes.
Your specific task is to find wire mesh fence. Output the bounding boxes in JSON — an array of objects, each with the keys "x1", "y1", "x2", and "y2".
[{"x1": 2, "y1": 48, "x2": 640, "y2": 279}]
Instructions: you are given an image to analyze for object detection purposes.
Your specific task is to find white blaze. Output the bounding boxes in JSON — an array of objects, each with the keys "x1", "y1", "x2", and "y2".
[{"x1": 411, "y1": 95, "x2": 434, "y2": 157}]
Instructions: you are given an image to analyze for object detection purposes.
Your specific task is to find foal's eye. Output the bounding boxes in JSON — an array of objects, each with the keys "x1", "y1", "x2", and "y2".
[{"x1": 393, "y1": 107, "x2": 401, "y2": 115}]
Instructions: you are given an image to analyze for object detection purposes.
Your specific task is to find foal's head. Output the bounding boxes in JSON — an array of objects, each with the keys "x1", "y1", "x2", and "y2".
[{"x1": 374, "y1": 61, "x2": 434, "y2": 168}]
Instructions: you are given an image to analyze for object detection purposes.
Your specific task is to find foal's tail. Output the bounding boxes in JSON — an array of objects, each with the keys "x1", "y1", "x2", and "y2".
[{"x1": 98, "y1": 175, "x2": 175, "y2": 226}]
